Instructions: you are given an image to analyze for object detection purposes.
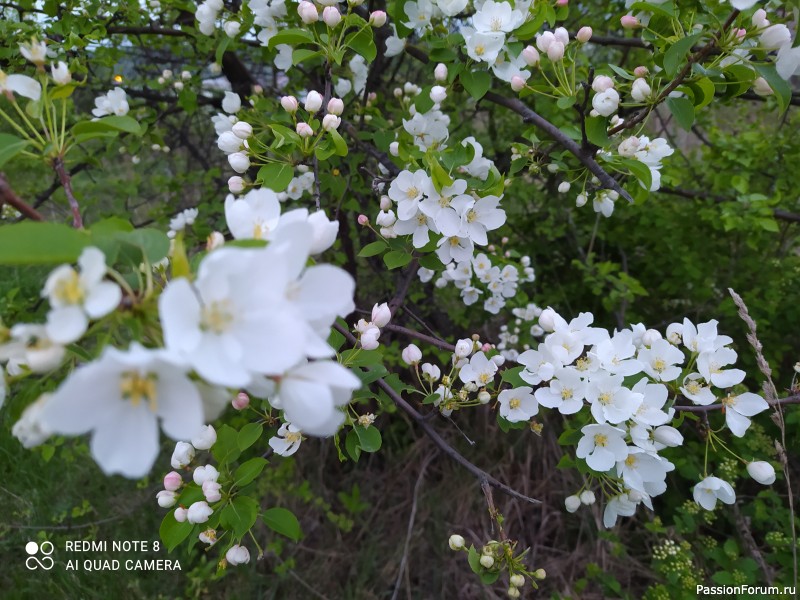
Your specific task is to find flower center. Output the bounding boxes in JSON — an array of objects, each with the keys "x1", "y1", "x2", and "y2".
[
  {"x1": 594, "y1": 434, "x2": 608, "y2": 447},
  {"x1": 721, "y1": 395, "x2": 735, "y2": 407},
  {"x1": 406, "y1": 186, "x2": 419, "y2": 199},
  {"x1": 686, "y1": 381, "x2": 701, "y2": 395},
  {"x1": 509, "y1": 398, "x2": 521, "y2": 409},
  {"x1": 466, "y1": 209, "x2": 478, "y2": 223},
  {"x1": 478, "y1": 372, "x2": 491, "y2": 384},
  {"x1": 598, "y1": 392, "x2": 612, "y2": 405},
  {"x1": 285, "y1": 431, "x2": 302, "y2": 443},
  {"x1": 561, "y1": 387, "x2": 573, "y2": 400},
  {"x1": 653, "y1": 358, "x2": 666, "y2": 372},
  {"x1": 120, "y1": 371, "x2": 158, "y2": 410},
  {"x1": 475, "y1": 44, "x2": 485, "y2": 56},
  {"x1": 200, "y1": 300, "x2": 234, "y2": 334},
  {"x1": 625, "y1": 455, "x2": 637, "y2": 467},
  {"x1": 490, "y1": 17, "x2": 503, "y2": 31},
  {"x1": 54, "y1": 271, "x2": 85, "y2": 305}
]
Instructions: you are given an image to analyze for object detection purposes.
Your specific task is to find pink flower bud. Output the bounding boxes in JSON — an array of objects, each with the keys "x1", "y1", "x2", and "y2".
[
  {"x1": 327, "y1": 97, "x2": 344, "y2": 115},
  {"x1": 369, "y1": 10, "x2": 386, "y2": 27},
  {"x1": 232, "y1": 392, "x2": 250, "y2": 410},
  {"x1": 164, "y1": 471, "x2": 183, "y2": 491},
  {"x1": 296, "y1": 122, "x2": 314, "y2": 137},
  {"x1": 297, "y1": 1, "x2": 318, "y2": 23},
  {"x1": 592, "y1": 75, "x2": 615, "y2": 93},
  {"x1": 736, "y1": 28, "x2": 746, "y2": 39},
  {"x1": 371, "y1": 302, "x2": 392, "y2": 327},
  {"x1": 202, "y1": 480, "x2": 223, "y2": 503},
  {"x1": 228, "y1": 175, "x2": 245, "y2": 193},
  {"x1": 576, "y1": 26, "x2": 593, "y2": 43},
  {"x1": 620, "y1": 14, "x2": 640, "y2": 29},
  {"x1": 521, "y1": 45, "x2": 540, "y2": 66},
  {"x1": 322, "y1": 114, "x2": 341, "y2": 131},
  {"x1": 510, "y1": 75, "x2": 526, "y2": 92},
  {"x1": 556, "y1": 0, "x2": 567, "y2": 5},
  {"x1": 174, "y1": 506, "x2": 188, "y2": 522},
  {"x1": 546, "y1": 41, "x2": 565, "y2": 62},
  {"x1": 481, "y1": 342, "x2": 492, "y2": 352},
  {"x1": 434, "y1": 63, "x2": 448, "y2": 81},
  {"x1": 322, "y1": 6, "x2": 341, "y2": 27},
  {"x1": 280, "y1": 95, "x2": 299, "y2": 112},
  {"x1": 380, "y1": 195, "x2": 392, "y2": 210},
  {"x1": 633, "y1": 66, "x2": 648, "y2": 77},
  {"x1": 430, "y1": 85, "x2": 447, "y2": 103},
  {"x1": 157, "y1": 490, "x2": 178, "y2": 508},
  {"x1": 357, "y1": 214, "x2": 369, "y2": 225}
]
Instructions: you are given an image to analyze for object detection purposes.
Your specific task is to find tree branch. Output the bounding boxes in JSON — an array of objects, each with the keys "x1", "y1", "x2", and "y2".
[
  {"x1": 659, "y1": 187, "x2": 800, "y2": 224},
  {"x1": 0, "y1": 173, "x2": 45, "y2": 221},
  {"x1": 52, "y1": 157, "x2": 83, "y2": 228},
  {"x1": 673, "y1": 393, "x2": 800, "y2": 412}
]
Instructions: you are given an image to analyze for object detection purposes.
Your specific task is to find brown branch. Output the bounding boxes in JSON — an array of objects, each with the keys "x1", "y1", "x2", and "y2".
[
  {"x1": 0, "y1": 173, "x2": 45, "y2": 221},
  {"x1": 106, "y1": 25, "x2": 190, "y2": 37},
  {"x1": 482, "y1": 91, "x2": 633, "y2": 203},
  {"x1": 608, "y1": 10, "x2": 740, "y2": 136},
  {"x1": 388, "y1": 258, "x2": 419, "y2": 317},
  {"x1": 334, "y1": 323, "x2": 540, "y2": 504},
  {"x1": 52, "y1": 157, "x2": 82, "y2": 228},
  {"x1": 341, "y1": 120, "x2": 400, "y2": 177},
  {"x1": 383, "y1": 322, "x2": 456, "y2": 352}
]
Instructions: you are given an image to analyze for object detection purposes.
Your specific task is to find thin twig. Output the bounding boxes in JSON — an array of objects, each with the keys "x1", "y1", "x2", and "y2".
[
  {"x1": 388, "y1": 259, "x2": 420, "y2": 317},
  {"x1": 0, "y1": 173, "x2": 45, "y2": 221},
  {"x1": 52, "y1": 157, "x2": 83, "y2": 228},
  {"x1": 382, "y1": 323, "x2": 456, "y2": 352}
]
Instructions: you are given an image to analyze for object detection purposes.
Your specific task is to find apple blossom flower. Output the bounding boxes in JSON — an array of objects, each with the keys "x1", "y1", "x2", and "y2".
[
  {"x1": 304, "y1": 90, "x2": 323, "y2": 112},
  {"x1": 459, "y1": 351, "x2": 497, "y2": 386},
  {"x1": 11, "y1": 394, "x2": 52, "y2": 448},
  {"x1": 193, "y1": 464, "x2": 220, "y2": 485},
  {"x1": 603, "y1": 493, "x2": 637, "y2": 528},
  {"x1": 464, "y1": 29, "x2": 506, "y2": 64},
  {"x1": 421, "y1": 363, "x2": 441, "y2": 382},
  {"x1": 369, "y1": 10, "x2": 387, "y2": 26},
  {"x1": 187, "y1": 500, "x2": 213, "y2": 523},
  {"x1": 92, "y1": 88, "x2": 129, "y2": 117},
  {"x1": 322, "y1": 114, "x2": 341, "y2": 131},
  {"x1": 448, "y1": 534, "x2": 465, "y2": 550},
  {"x1": 164, "y1": 471, "x2": 182, "y2": 491},
  {"x1": 226, "y1": 544, "x2": 251, "y2": 565},
  {"x1": 172, "y1": 441, "x2": 195, "y2": 469},
  {"x1": 760, "y1": 24, "x2": 791, "y2": 50},
  {"x1": 693, "y1": 476, "x2": 735, "y2": 510},
  {"x1": 0, "y1": 69, "x2": 41, "y2": 100},
  {"x1": 269, "y1": 422, "x2": 303, "y2": 456},
  {"x1": 630, "y1": 78, "x2": 652, "y2": 102},
  {"x1": 586, "y1": 373, "x2": 643, "y2": 424},
  {"x1": 281, "y1": 95, "x2": 299, "y2": 112},
  {"x1": 192, "y1": 425, "x2": 217, "y2": 450},
  {"x1": 721, "y1": 392, "x2": 768, "y2": 437},
  {"x1": 174, "y1": 507, "x2": 188, "y2": 522},
  {"x1": 576, "y1": 26, "x2": 593, "y2": 43},
  {"x1": 498, "y1": 386, "x2": 538, "y2": 422},
  {"x1": 157, "y1": 490, "x2": 178, "y2": 507},
  {"x1": 637, "y1": 338, "x2": 685, "y2": 382},
  {"x1": 228, "y1": 152, "x2": 250, "y2": 173},
  {"x1": 565, "y1": 495, "x2": 581, "y2": 513},
  {"x1": 39, "y1": 344, "x2": 206, "y2": 478},
  {"x1": 199, "y1": 529, "x2": 217, "y2": 545},
  {"x1": 592, "y1": 88, "x2": 619, "y2": 117},
  {"x1": 576, "y1": 424, "x2": 628, "y2": 472},
  {"x1": 402, "y1": 344, "x2": 423, "y2": 365},
  {"x1": 41, "y1": 247, "x2": 121, "y2": 345},
  {"x1": 747, "y1": 461, "x2": 776, "y2": 485},
  {"x1": 0, "y1": 323, "x2": 65, "y2": 373},
  {"x1": 202, "y1": 480, "x2": 222, "y2": 502},
  {"x1": 20, "y1": 38, "x2": 47, "y2": 65},
  {"x1": 534, "y1": 367, "x2": 585, "y2": 414},
  {"x1": 224, "y1": 188, "x2": 281, "y2": 240},
  {"x1": 697, "y1": 347, "x2": 745, "y2": 388}
]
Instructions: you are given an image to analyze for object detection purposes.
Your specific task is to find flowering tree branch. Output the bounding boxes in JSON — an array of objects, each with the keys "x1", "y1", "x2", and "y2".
[
  {"x1": 0, "y1": 173, "x2": 45, "y2": 221},
  {"x1": 673, "y1": 393, "x2": 800, "y2": 412}
]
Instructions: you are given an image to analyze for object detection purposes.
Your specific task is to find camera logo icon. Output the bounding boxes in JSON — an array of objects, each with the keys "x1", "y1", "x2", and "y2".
[{"x1": 25, "y1": 541, "x2": 55, "y2": 571}]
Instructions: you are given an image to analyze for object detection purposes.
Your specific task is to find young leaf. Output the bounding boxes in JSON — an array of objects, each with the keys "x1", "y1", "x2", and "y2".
[{"x1": 262, "y1": 507, "x2": 302, "y2": 541}]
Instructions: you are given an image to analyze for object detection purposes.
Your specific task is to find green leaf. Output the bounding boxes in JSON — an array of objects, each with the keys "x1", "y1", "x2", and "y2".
[
  {"x1": 262, "y1": 507, "x2": 302, "y2": 541},
  {"x1": 558, "y1": 428, "x2": 582, "y2": 446},
  {"x1": 666, "y1": 96, "x2": 695, "y2": 130},
  {"x1": 269, "y1": 28, "x2": 315, "y2": 48},
  {"x1": 383, "y1": 250, "x2": 412, "y2": 270},
  {"x1": 329, "y1": 129, "x2": 348, "y2": 156},
  {"x1": 685, "y1": 76, "x2": 715, "y2": 109},
  {"x1": 354, "y1": 425, "x2": 381, "y2": 452},
  {"x1": 630, "y1": 1, "x2": 677, "y2": 18},
  {"x1": 0, "y1": 222, "x2": 89, "y2": 265},
  {"x1": 159, "y1": 513, "x2": 194, "y2": 552},
  {"x1": 215, "y1": 36, "x2": 230, "y2": 65},
  {"x1": 460, "y1": 70, "x2": 492, "y2": 100},
  {"x1": 511, "y1": 10, "x2": 547, "y2": 40},
  {"x1": 556, "y1": 95, "x2": 576, "y2": 109},
  {"x1": 358, "y1": 241, "x2": 386, "y2": 257},
  {"x1": 0, "y1": 134, "x2": 30, "y2": 167},
  {"x1": 663, "y1": 33, "x2": 702, "y2": 79},
  {"x1": 211, "y1": 424, "x2": 241, "y2": 465},
  {"x1": 72, "y1": 115, "x2": 143, "y2": 137},
  {"x1": 617, "y1": 157, "x2": 653, "y2": 191},
  {"x1": 606, "y1": 64, "x2": 635, "y2": 81},
  {"x1": 585, "y1": 116, "x2": 610, "y2": 147},
  {"x1": 754, "y1": 64, "x2": 791, "y2": 113},
  {"x1": 345, "y1": 429, "x2": 361, "y2": 461},
  {"x1": 234, "y1": 457, "x2": 268, "y2": 487},
  {"x1": 118, "y1": 228, "x2": 170, "y2": 263},
  {"x1": 221, "y1": 496, "x2": 259, "y2": 538},
  {"x1": 237, "y1": 423, "x2": 264, "y2": 451},
  {"x1": 346, "y1": 28, "x2": 377, "y2": 62},
  {"x1": 467, "y1": 545, "x2": 482, "y2": 574},
  {"x1": 257, "y1": 163, "x2": 294, "y2": 192}
]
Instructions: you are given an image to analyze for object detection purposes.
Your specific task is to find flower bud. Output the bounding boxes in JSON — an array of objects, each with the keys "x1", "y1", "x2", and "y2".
[
  {"x1": 752, "y1": 9, "x2": 769, "y2": 30},
  {"x1": 631, "y1": 78, "x2": 652, "y2": 102},
  {"x1": 478, "y1": 391, "x2": 491, "y2": 404},
  {"x1": 296, "y1": 122, "x2": 314, "y2": 137},
  {"x1": 558, "y1": 181, "x2": 571, "y2": 193},
  {"x1": 361, "y1": 327, "x2": 380, "y2": 350},
  {"x1": 507, "y1": 587, "x2": 520, "y2": 599},
  {"x1": 747, "y1": 461, "x2": 776, "y2": 485},
  {"x1": 232, "y1": 391, "x2": 250, "y2": 410},
  {"x1": 434, "y1": 63, "x2": 448, "y2": 81},
  {"x1": 620, "y1": 14, "x2": 640, "y2": 29},
  {"x1": 281, "y1": 95, "x2": 299, "y2": 112},
  {"x1": 358, "y1": 214, "x2": 369, "y2": 225},
  {"x1": 556, "y1": 0, "x2": 567, "y2": 5},
  {"x1": 51, "y1": 61, "x2": 71, "y2": 85},
  {"x1": 322, "y1": 6, "x2": 342, "y2": 27},
  {"x1": 565, "y1": 495, "x2": 581, "y2": 513},
  {"x1": 402, "y1": 344, "x2": 422, "y2": 365},
  {"x1": 753, "y1": 77, "x2": 773, "y2": 96},
  {"x1": 327, "y1": 97, "x2": 344, "y2": 115},
  {"x1": 192, "y1": 464, "x2": 220, "y2": 486},
  {"x1": 521, "y1": 45, "x2": 540, "y2": 67},
  {"x1": 207, "y1": 231, "x2": 225, "y2": 250},
  {"x1": 369, "y1": 10, "x2": 387, "y2": 27},
  {"x1": 174, "y1": 507, "x2": 188, "y2": 522},
  {"x1": 510, "y1": 574, "x2": 525, "y2": 588},
  {"x1": 202, "y1": 480, "x2": 223, "y2": 502},
  {"x1": 164, "y1": 471, "x2": 183, "y2": 491},
  {"x1": 224, "y1": 20, "x2": 241, "y2": 37},
  {"x1": 389, "y1": 141, "x2": 400, "y2": 156},
  {"x1": 157, "y1": 490, "x2": 178, "y2": 508},
  {"x1": 479, "y1": 555, "x2": 495, "y2": 569},
  {"x1": 580, "y1": 490, "x2": 596, "y2": 505},
  {"x1": 228, "y1": 152, "x2": 250, "y2": 173},
  {"x1": 533, "y1": 568, "x2": 546, "y2": 580},
  {"x1": 297, "y1": 1, "x2": 318, "y2": 23},
  {"x1": 448, "y1": 534, "x2": 465, "y2": 550},
  {"x1": 592, "y1": 75, "x2": 614, "y2": 93},
  {"x1": 546, "y1": 41, "x2": 565, "y2": 61},
  {"x1": 576, "y1": 26, "x2": 593, "y2": 43},
  {"x1": 642, "y1": 328, "x2": 662, "y2": 347},
  {"x1": 192, "y1": 425, "x2": 217, "y2": 450},
  {"x1": 187, "y1": 501, "x2": 213, "y2": 524},
  {"x1": 371, "y1": 302, "x2": 392, "y2": 327},
  {"x1": 232, "y1": 121, "x2": 253, "y2": 140},
  {"x1": 422, "y1": 363, "x2": 441, "y2": 382},
  {"x1": 322, "y1": 114, "x2": 341, "y2": 131},
  {"x1": 380, "y1": 195, "x2": 392, "y2": 210},
  {"x1": 455, "y1": 338, "x2": 473, "y2": 358},
  {"x1": 171, "y1": 441, "x2": 195, "y2": 469},
  {"x1": 226, "y1": 544, "x2": 251, "y2": 565},
  {"x1": 227, "y1": 176, "x2": 245, "y2": 194},
  {"x1": 538, "y1": 308, "x2": 557, "y2": 332},
  {"x1": 510, "y1": 75, "x2": 526, "y2": 92},
  {"x1": 430, "y1": 85, "x2": 447, "y2": 103},
  {"x1": 218, "y1": 131, "x2": 243, "y2": 154},
  {"x1": 633, "y1": 66, "x2": 648, "y2": 78},
  {"x1": 491, "y1": 355, "x2": 505, "y2": 367},
  {"x1": 304, "y1": 90, "x2": 323, "y2": 112}
]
